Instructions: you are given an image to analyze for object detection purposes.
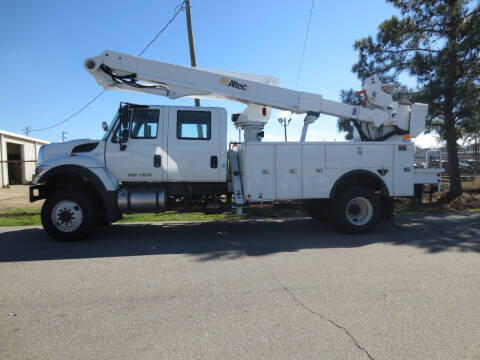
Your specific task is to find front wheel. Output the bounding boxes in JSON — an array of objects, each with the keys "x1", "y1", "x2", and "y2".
[
  {"x1": 334, "y1": 187, "x2": 379, "y2": 234},
  {"x1": 41, "y1": 189, "x2": 96, "y2": 241}
]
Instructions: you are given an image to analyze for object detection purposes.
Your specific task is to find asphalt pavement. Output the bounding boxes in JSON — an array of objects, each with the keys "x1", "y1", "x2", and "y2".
[{"x1": 1, "y1": 213, "x2": 479, "y2": 359}]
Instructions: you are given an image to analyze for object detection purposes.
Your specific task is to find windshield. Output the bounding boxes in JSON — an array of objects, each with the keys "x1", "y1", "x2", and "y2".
[{"x1": 102, "y1": 112, "x2": 119, "y2": 140}]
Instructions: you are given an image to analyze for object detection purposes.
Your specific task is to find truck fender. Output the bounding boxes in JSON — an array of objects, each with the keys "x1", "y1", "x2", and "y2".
[
  {"x1": 34, "y1": 165, "x2": 120, "y2": 223},
  {"x1": 329, "y1": 169, "x2": 390, "y2": 199},
  {"x1": 328, "y1": 169, "x2": 393, "y2": 220}
]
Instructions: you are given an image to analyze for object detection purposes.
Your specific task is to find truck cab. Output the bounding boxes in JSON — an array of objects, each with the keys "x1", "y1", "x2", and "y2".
[
  {"x1": 104, "y1": 103, "x2": 227, "y2": 184},
  {"x1": 31, "y1": 104, "x2": 228, "y2": 241}
]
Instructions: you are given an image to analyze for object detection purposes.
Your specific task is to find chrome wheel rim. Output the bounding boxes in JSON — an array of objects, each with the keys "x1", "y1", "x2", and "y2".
[
  {"x1": 52, "y1": 200, "x2": 83, "y2": 232},
  {"x1": 345, "y1": 197, "x2": 373, "y2": 226}
]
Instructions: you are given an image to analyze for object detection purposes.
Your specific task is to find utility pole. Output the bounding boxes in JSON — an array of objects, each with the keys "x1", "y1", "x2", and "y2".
[
  {"x1": 23, "y1": 125, "x2": 31, "y2": 137},
  {"x1": 185, "y1": 0, "x2": 200, "y2": 107},
  {"x1": 62, "y1": 131, "x2": 68, "y2": 142},
  {"x1": 278, "y1": 117, "x2": 292, "y2": 142}
]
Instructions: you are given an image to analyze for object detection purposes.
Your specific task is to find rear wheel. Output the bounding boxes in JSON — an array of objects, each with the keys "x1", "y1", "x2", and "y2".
[
  {"x1": 41, "y1": 189, "x2": 96, "y2": 241},
  {"x1": 334, "y1": 187, "x2": 379, "y2": 234}
]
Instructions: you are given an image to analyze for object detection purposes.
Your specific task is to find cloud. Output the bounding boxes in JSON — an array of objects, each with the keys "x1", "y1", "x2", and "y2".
[
  {"x1": 263, "y1": 133, "x2": 286, "y2": 142},
  {"x1": 274, "y1": 110, "x2": 303, "y2": 122},
  {"x1": 268, "y1": 110, "x2": 347, "y2": 142},
  {"x1": 306, "y1": 129, "x2": 346, "y2": 142},
  {"x1": 263, "y1": 128, "x2": 346, "y2": 142},
  {"x1": 414, "y1": 131, "x2": 442, "y2": 149}
]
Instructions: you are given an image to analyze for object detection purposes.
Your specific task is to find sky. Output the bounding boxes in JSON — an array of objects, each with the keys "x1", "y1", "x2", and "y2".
[{"x1": 0, "y1": 0, "x2": 438, "y2": 147}]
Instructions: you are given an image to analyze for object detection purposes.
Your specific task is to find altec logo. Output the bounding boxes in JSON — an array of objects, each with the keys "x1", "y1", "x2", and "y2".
[{"x1": 220, "y1": 77, "x2": 247, "y2": 91}]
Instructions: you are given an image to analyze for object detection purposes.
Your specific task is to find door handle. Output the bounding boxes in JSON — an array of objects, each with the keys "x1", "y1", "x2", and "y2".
[
  {"x1": 120, "y1": 144, "x2": 127, "y2": 151},
  {"x1": 154, "y1": 155, "x2": 161, "y2": 168},
  {"x1": 210, "y1": 155, "x2": 218, "y2": 169}
]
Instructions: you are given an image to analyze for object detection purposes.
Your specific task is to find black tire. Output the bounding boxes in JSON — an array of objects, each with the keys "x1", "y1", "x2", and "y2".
[
  {"x1": 333, "y1": 186, "x2": 379, "y2": 234},
  {"x1": 41, "y1": 189, "x2": 97, "y2": 241}
]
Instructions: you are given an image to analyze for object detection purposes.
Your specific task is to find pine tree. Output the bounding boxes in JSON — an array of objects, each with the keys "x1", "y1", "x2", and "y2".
[{"x1": 350, "y1": 0, "x2": 480, "y2": 196}]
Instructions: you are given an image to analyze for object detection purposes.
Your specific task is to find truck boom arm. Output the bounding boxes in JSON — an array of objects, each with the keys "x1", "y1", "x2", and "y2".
[{"x1": 85, "y1": 50, "x2": 427, "y2": 141}]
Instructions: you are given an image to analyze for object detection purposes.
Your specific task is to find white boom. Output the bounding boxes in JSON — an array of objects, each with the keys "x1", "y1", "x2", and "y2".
[{"x1": 85, "y1": 50, "x2": 427, "y2": 142}]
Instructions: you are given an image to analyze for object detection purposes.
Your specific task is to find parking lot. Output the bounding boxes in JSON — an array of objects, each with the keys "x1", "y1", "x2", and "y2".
[{"x1": 1, "y1": 213, "x2": 479, "y2": 359}]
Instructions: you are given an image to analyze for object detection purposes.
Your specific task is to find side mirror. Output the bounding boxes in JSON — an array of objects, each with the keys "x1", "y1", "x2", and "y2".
[{"x1": 102, "y1": 121, "x2": 109, "y2": 131}]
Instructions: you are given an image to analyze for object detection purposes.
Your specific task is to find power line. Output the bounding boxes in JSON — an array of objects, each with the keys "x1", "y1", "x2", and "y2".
[
  {"x1": 30, "y1": 90, "x2": 105, "y2": 132},
  {"x1": 295, "y1": 0, "x2": 315, "y2": 89},
  {"x1": 30, "y1": 0, "x2": 186, "y2": 133},
  {"x1": 137, "y1": 0, "x2": 186, "y2": 57}
]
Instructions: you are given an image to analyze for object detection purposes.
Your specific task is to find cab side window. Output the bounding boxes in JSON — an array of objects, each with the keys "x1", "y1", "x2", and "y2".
[
  {"x1": 177, "y1": 111, "x2": 211, "y2": 140},
  {"x1": 130, "y1": 109, "x2": 159, "y2": 139}
]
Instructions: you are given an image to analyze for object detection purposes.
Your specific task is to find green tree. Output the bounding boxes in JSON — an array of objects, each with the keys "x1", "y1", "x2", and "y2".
[
  {"x1": 349, "y1": 0, "x2": 480, "y2": 196},
  {"x1": 337, "y1": 89, "x2": 361, "y2": 140}
]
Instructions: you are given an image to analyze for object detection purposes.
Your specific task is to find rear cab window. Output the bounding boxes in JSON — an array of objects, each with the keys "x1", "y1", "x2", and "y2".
[{"x1": 177, "y1": 111, "x2": 211, "y2": 140}]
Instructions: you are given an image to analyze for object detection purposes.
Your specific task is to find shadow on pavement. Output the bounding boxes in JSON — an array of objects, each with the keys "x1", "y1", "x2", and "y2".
[{"x1": 0, "y1": 213, "x2": 479, "y2": 262}]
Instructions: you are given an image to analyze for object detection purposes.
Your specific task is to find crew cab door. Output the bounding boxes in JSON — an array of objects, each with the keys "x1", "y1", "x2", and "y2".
[
  {"x1": 105, "y1": 106, "x2": 165, "y2": 182},
  {"x1": 166, "y1": 107, "x2": 223, "y2": 182}
]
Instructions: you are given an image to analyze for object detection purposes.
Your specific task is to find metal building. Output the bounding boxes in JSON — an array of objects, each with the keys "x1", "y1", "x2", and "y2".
[{"x1": 0, "y1": 130, "x2": 49, "y2": 187}]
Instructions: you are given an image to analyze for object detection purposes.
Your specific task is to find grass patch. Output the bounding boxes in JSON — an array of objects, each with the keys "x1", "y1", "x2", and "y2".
[
  {"x1": 395, "y1": 186, "x2": 480, "y2": 214},
  {"x1": 0, "y1": 207, "x2": 41, "y2": 216},
  {"x1": 0, "y1": 208, "x2": 239, "y2": 227},
  {"x1": 118, "y1": 211, "x2": 239, "y2": 223},
  {"x1": 463, "y1": 176, "x2": 480, "y2": 191},
  {"x1": 0, "y1": 214, "x2": 41, "y2": 226}
]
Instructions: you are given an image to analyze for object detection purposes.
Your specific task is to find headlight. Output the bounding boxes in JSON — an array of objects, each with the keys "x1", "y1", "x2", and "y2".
[{"x1": 35, "y1": 164, "x2": 48, "y2": 176}]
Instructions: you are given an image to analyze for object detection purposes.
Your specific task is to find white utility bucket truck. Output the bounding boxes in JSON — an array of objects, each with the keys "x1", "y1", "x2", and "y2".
[{"x1": 30, "y1": 50, "x2": 441, "y2": 240}]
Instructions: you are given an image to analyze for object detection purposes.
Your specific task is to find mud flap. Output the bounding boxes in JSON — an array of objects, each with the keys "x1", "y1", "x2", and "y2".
[{"x1": 383, "y1": 196, "x2": 394, "y2": 221}]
